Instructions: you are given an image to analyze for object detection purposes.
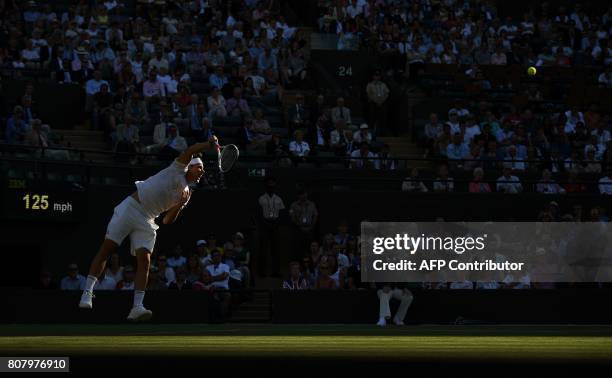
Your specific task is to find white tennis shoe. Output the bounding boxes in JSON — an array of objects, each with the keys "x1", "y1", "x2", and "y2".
[
  {"x1": 127, "y1": 306, "x2": 153, "y2": 322},
  {"x1": 79, "y1": 291, "x2": 94, "y2": 309},
  {"x1": 376, "y1": 317, "x2": 387, "y2": 327},
  {"x1": 393, "y1": 316, "x2": 405, "y2": 326}
]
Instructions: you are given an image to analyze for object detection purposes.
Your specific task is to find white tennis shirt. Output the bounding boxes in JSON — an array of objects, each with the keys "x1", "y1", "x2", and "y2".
[{"x1": 135, "y1": 159, "x2": 190, "y2": 219}]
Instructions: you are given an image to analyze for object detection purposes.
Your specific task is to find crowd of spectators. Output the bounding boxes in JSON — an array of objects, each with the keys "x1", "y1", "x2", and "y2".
[
  {"x1": 318, "y1": 1, "x2": 612, "y2": 74},
  {"x1": 406, "y1": 96, "x2": 612, "y2": 194},
  {"x1": 58, "y1": 231, "x2": 250, "y2": 292},
  {"x1": 279, "y1": 198, "x2": 610, "y2": 293},
  {"x1": 0, "y1": 0, "x2": 310, "y2": 164},
  {"x1": 55, "y1": 231, "x2": 251, "y2": 319}
]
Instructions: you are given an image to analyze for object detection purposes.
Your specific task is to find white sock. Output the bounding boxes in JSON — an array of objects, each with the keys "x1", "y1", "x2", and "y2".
[
  {"x1": 84, "y1": 275, "x2": 97, "y2": 292},
  {"x1": 133, "y1": 290, "x2": 145, "y2": 308}
]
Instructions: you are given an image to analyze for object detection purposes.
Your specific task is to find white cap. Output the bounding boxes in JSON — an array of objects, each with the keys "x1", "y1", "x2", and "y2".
[
  {"x1": 189, "y1": 157, "x2": 204, "y2": 166},
  {"x1": 360, "y1": 123, "x2": 369, "y2": 129},
  {"x1": 196, "y1": 240, "x2": 207, "y2": 246}
]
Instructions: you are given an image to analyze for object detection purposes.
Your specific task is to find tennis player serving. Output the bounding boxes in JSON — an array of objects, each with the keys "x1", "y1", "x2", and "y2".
[{"x1": 79, "y1": 136, "x2": 221, "y2": 321}]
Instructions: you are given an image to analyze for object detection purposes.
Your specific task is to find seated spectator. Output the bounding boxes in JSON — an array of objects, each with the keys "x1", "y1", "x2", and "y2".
[
  {"x1": 206, "y1": 250, "x2": 232, "y2": 319},
  {"x1": 94, "y1": 273, "x2": 117, "y2": 290},
  {"x1": 446, "y1": 132, "x2": 470, "y2": 166},
  {"x1": 287, "y1": 93, "x2": 310, "y2": 130},
  {"x1": 423, "y1": 113, "x2": 443, "y2": 155},
  {"x1": 350, "y1": 142, "x2": 378, "y2": 169},
  {"x1": 21, "y1": 39, "x2": 41, "y2": 69},
  {"x1": 5, "y1": 106, "x2": 28, "y2": 144},
  {"x1": 195, "y1": 240, "x2": 210, "y2": 267},
  {"x1": 243, "y1": 76, "x2": 262, "y2": 99},
  {"x1": 157, "y1": 67, "x2": 177, "y2": 96},
  {"x1": 257, "y1": 46, "x2": 278, "y2": 73},
  {"x1": 204, "y1": 42, "x2": 226, "y2": 70},
  {"x1": 124, "y1": 91, "x2": 149, "y2": 126},
  {"x1": 60, "y1": 263, "x2": 86, "y2": 290},
  {"x1": 599, "y1": 172, "x2": 612, "y2": 195},
  {"x1": 145, "y1": 120, "x2": 170, "y2": 153},
  {"x1": 204, "y1": 234, "x2": 225, "y2": 260},
  {"x1": 592, "y1": 124, "x2": 612, "y2": 149},
  {"x1": 36, "y1": 270, "x2": 58, "y2": 290},
  {"x1": 464, "y1": 116, "x2": 482, "y2": 143},
  {"x1": 156, "y1": 255, "x2": 176, "y2": 286},
  {"x1": 490, "y1": 46, "x2": 507, "y2": 65},
  {"x1": 103, "y1": 253, "x2": 124, "y2": 283},
  {"x1": 232, "y1": 232, "x2": 251, "y2": 288},
  {"x1": 282, "y1": 261, "x2": 309, "y2": 290},
  {"x1": 402, "y1": 167, "x2": 428, "y2": 192},
  {"x1": 167, "y1": 245, "x2": 187, "y2": 268},
  {"x1": 158, "y1": 124, "x2": 187, "y2": 160},
  {"x1": 289, "y1": 130, "x2": 311, "y2": 163},
  {"x1": 445, "y1": 110, "x2": 461, "y2": 135},
  {"x1": 564, "y1": 169, "x2": 587, "y2": 193},
  {"x1": 331, "y1": 97, "x2": 351, "y2": 125},
  {"x1": 57, "y1": 56, "x2": 78, "y2": 83},
  {"x1": 314, "y1": 254, "x2": 339, "y2": 290},
  {"x1": 222, "y1": 243, "x2": 237, "y2": 271},
  {"x1": 142, "y1": 69, "x2": 164, "y2": 99},
  {"x1": 496, "y1": 121, "x2": 514, "y2": 146},
  {"x1": 463, "y1": 145, "x2": 483, "y2": 172},
  {"x1": 497, "y1": 166, "x2": 523, "y2": 193},
  {"x1": 433, "y1": 165, "x2": 454, "y2": 193},
  {"x1": 186, "y1": 254, "x2": 201, "y2": 283},
  {"x1": 207, "y1": 250, "x2": 230, "y2": 290},
  {"x1": 189, "y1": 103, "x2": 214, "y2": 142},
  {"x1": 330, "y1": 119, "x2": 348, "y2": 156},
  {"x1": 240, "y1": 117, "x2": 265, "y2": 152},
  {"x1": 583, "y1": 147, "x2": 602, "y2": 173},
  {"x1": 377, "y1": 144, "x2": 396, "y2": 170},
  {"x1": 114, "y1": 116, "x2": 141, "y2": 159},
  {"x1": 353, "y1": 123, "x2": 373, "y2": 144},
  {"x1": 564, "y1": 107, "x2": 585, "y2": 135},
  {"x1": 536, "y1": 169, "x2": 566, "y2": 194},
  {"x1": 193, "y1": 269, "x2": 214, "y2": 291},
  {"x1": 251, "y1": 108, "x2": 272, "y2": 140},
  {"x1": 207, "y1": 87, "x2": 227, "y2": 118},
  {"x1": 504, "y1": 145, "x2": 526, "y2": 171},
  {"x1": 24, "y1": 119, "x2": 48, "y2": 157},
  {"x1": 226, "y1": 87, "x2": 251, "y2": 118},
  {"x1": 343, "y1": 130, "x2": 358, "y2": 157},
  {"x1": 469, "y1": 167, "x2": 491, "y2": 193},
  {"x1": 168, "y1": 267, "x2": 193, "y2": 290},
  {"x1": 266, "y1": 134, "x2": 290, "y2": 163},
  {"x1": 208, "y1": 65, "x2": 229, "y2": 90},
  {"x1": 146, "y1": 266, "x2": 168, "y2": 290},
  {"x1": 116, "y1": 265, "x2": 136, "y2": 290}
]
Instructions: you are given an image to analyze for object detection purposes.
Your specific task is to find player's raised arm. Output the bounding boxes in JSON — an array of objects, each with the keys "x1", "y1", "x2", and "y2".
[{"x1": 176, "y1": 136, "x2": 219, "y2": 165}]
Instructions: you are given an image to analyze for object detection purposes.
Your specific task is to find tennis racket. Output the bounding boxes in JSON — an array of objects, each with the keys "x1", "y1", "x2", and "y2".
[{"x1": 214, "y1": 142, "x2": 239, "y2": 173}]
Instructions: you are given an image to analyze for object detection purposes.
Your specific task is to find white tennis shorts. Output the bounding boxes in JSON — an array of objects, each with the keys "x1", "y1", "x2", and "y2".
[{"x1": 105, "y1": 196, "x2": 159, "y2": 256}]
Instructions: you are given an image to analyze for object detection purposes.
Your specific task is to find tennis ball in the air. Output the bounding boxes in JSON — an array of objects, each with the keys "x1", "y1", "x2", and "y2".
[{"x1": 527, "y1": 66, "x2": 537, "y2": 76}]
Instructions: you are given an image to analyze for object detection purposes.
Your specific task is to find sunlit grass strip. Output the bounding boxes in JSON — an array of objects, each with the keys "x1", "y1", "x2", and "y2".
[{"x1": 1, "y1": 336, "x2": 611, "y2": 360}]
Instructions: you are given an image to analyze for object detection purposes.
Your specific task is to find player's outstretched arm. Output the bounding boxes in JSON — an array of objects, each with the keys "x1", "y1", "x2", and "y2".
[
  {"x1": 162, "y1": 190, "x2": 191, "y2": 225},
  {"x1": 176, "y1": 136, "x2": 219, "y2": 166}
]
